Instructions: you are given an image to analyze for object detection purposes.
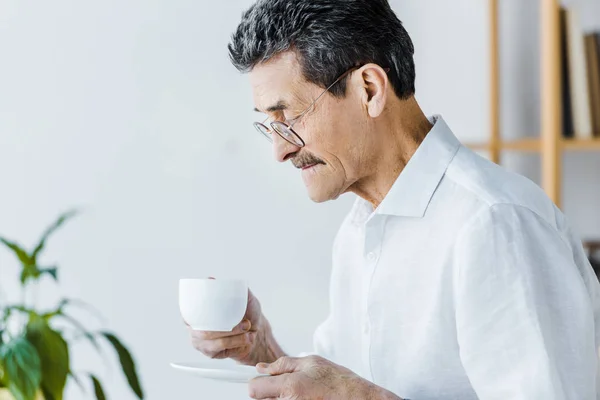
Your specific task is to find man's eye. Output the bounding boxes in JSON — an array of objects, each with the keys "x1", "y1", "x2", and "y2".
[
  {"x1": 284, "y1": 114, "x2": 299, "y2": 124},
  {"x1": 272, "y1": 111, "x2": 289, "y2": 123}
]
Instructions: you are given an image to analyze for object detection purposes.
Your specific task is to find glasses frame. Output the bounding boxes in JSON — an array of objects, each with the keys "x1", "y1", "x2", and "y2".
[{"x1": 253, "y1": 65, "x2": 389, "y2": 147}]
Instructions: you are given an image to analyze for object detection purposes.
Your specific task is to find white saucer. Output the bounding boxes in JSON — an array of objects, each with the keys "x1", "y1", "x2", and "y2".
[{"x1": 170, "y1": 361, "x2": 268, "y2": 383}]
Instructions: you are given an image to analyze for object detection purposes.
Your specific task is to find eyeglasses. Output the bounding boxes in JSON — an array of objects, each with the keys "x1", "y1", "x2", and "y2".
[{"x1": 253, "y1": 66, "x2": 363, "y2": 148}]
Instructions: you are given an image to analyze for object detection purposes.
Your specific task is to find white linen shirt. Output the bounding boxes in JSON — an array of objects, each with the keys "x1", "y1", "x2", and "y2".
[{"x1": 312, "y1": 115, "x2": 600, "y2": 399}]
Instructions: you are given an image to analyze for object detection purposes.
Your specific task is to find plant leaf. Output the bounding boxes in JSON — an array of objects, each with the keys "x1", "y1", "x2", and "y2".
[
  {"x1": 45, "y1": 299, "x2": 105, "y2": 325},
  {"x1": 40, "y1": 386, "x2": 54, "y2": 400},
  {"x1": 52, "y1": 313, "x2": 101, "y2": 353},
  {"x1": 0, "y1": 238, "x2": 31, "y2": 266},
  {"x1": 39, "y1": 267, "x2": 58, "y2": 281},
  {"x1": 101, "y1": 332, "x2": 143, "y2": 399},
  {"x1": 2, "y1": 306, "x2": 36, "y2": 327},
  {"x1": 89, "y1": 374, "x2": 106, "y2": 400},
  {"x1": 0, "y1": 333, "x2": 5, "y2": 388},
  {"x1": 0, "y1": 337, "x2": 42, "y2": 400},
  {"x1": 32, "y1": 210, "x2": 78, "y2": 260},
  {"x1": 0, "y1": 237, "x2": 40, "y2": 285},
  {"x1": 3, "y1": 305, "x2": 34, "y2": 318},
  {"x1": 19, "y1": 265, "x2": 42, "y2": 286},
  {"x1": 25, "y1": 318, "x2": 69, "y2": 400}
]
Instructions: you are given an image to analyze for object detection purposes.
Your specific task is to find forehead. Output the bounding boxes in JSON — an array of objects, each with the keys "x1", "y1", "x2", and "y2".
[{"x1": 249, "y1": 51, "x2": 308, "y2": 112}]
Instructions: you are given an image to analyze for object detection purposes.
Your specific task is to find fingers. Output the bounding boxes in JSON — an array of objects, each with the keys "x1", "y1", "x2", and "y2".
[
  {"x1": 248, "y1": 374, "x2": 290, "y2": 399},
  {"x1": 190, "y1": 319, "x2": 252, "y2": 340},
  {"x1": 256, "y1": 362, "x2": 271, "y2": 374},
  {"x1": 257, "y1": 356, "x2": 301, "y2": 375},
  {"x1": 208, "y1": 344, "x2": 250, "y2": 360},
  {"x1": 192, "y1": 331, "x2": 255, "y2": 359},
  {"x1": 205, "y1": 332, "x2": 253, "y2": 353},
  {"x1": 189, "y1": 320, "x2": 254, "y2": 359}
]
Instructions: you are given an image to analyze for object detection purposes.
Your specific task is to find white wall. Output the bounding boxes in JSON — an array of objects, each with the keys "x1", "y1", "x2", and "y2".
[
  {"x1": 0, "y1": 1, "x2": 344, "y2": 398},
  {"x1": 0, "y1": 1, "x2": 598, "y2": 399}
]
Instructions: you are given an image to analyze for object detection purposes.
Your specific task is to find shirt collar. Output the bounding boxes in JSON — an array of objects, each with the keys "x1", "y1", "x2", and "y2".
[{"x1": 352, "y1": 115, "x2": 461, "y2": 223}]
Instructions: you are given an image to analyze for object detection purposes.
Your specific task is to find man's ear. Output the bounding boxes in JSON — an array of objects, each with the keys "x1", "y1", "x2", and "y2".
[{"x1": 358, "y1": 64, "x2": 389, "y2": 118}]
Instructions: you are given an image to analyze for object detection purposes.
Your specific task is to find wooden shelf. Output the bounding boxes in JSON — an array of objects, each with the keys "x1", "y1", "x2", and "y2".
[
  {"x1": 465, "y1": 137, "x2": 600, "y2": 152},
  {"x1": 482, "y1": 0, "x2": 599, "y2": 207},
  {"x1": 504, "y1": 138, "x2": 543, "y2": 151},
  {"x1": 465, "y1": 138, "x2": 540, "y2": 152},
  {"x1": 562, "y1": 137, "x2": 600, "y2": 150}
]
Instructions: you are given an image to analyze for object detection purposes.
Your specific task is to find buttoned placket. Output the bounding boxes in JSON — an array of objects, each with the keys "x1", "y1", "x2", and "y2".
[{"x1": 361, "y1": 213, "x2": 386, "y2": 382}]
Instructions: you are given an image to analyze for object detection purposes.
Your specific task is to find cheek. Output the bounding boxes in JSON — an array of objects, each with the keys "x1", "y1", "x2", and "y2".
[
  {"x1": 326, "y1": 121, "x2": 365, "y2": 170},
  {"x1": 301, "y1": 105, "x2": 365, "y2": 172},
  {"x1": 310, "y1": 129, "x2": 348, "y2": 168}
]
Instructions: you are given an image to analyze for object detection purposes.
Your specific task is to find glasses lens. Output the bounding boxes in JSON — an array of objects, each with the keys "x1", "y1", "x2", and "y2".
[
  {"x1": 271, "y1": 121, "x2": 305, "y2": 147},
  {"x1": 253, "y1": 122, "x2": 273, "y2": 142}
]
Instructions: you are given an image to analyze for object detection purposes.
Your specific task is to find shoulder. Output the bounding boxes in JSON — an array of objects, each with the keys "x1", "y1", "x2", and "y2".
[{"x1": 442, "y1": 146, "x2": 559, "y2": 229}]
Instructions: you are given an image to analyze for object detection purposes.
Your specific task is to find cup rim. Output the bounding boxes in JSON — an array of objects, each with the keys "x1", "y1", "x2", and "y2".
[{"x1": 179, "y1": 278, "x2": 248, "y2": 284}]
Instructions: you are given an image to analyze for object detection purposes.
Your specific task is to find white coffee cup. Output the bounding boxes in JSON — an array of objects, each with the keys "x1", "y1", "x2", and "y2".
[{"x1": 179, "y1": 278, "x2": 248, "y2": 331}]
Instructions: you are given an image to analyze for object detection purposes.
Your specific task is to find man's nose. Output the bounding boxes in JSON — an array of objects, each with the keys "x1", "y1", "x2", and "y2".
[{"x1": 273, "y1": 132, "x2": 301, "y2": 163}]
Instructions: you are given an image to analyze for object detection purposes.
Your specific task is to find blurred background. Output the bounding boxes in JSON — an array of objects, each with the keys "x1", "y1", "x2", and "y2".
[{"x1": 0, "y1": 0, "x2": 599, "y2": 399}]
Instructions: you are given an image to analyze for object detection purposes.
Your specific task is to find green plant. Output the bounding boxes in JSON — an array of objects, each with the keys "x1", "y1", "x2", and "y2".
[{"x1": 0, "y1": 210, "x2": 144, "y2": 400}]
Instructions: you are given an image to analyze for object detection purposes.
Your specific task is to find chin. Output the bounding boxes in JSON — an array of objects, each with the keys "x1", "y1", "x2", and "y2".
[
  {"x1": 303, "y1": 172, "x2": 346, "y2": 203},
  {"x1": 308, "y1": 194, "x2": 330, "y2": 203},
  {"x1": 306, "y1": 186, "x2": 342, "y2": 203}
]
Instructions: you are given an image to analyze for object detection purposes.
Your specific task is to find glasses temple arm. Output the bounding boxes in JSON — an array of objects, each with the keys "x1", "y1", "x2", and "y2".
[{"x1": 290, "y1": 68, "x2": 358, "y2": 128}]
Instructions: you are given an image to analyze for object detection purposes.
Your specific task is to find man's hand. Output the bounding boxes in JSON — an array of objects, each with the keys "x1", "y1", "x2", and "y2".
[
  {"x1": 248, "y1": 355, "x2": 402, "y2": 400},
  {"x1": 188, "y1": 288, "x2": 285, "y2": 365}
]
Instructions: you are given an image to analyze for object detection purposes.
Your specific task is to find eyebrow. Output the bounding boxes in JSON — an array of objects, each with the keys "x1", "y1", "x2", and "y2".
[{"x1": 253, "y1": 100, "x2": 289, "y2": 113}]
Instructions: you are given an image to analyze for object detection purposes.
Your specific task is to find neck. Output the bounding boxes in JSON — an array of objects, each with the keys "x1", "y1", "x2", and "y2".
[{"x1": 350, "y1": 97, "x2": 432, "y2": 209}]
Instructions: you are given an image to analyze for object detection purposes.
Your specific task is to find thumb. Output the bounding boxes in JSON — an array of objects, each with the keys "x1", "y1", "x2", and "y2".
[{"x1": 256, "y1": 356, "x2": 299, "y2": 375}]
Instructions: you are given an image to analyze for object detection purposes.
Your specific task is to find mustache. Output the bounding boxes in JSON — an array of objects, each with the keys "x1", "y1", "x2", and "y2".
[{"x1": 291, "y1": 152, "x2": 326, "y2": 169}]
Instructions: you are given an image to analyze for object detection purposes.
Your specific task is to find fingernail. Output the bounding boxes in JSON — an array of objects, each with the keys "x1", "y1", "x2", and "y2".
[
  {"x1": 241, "y1": 320, "x2": 251, "y2": 331},
  {"x1": 257, "y1": 362, "x2": 269, "y2": 369}
]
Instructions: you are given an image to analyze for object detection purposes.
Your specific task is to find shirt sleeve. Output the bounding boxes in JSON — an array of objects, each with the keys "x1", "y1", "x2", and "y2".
[{"x1": 454, "y1": 204, "x2": 598, "y2": 399}]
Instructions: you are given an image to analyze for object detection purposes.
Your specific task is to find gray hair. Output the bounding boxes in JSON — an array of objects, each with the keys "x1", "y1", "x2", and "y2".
[{"x1": 228, "y1": 0, "x2": 416, "y2": 99}]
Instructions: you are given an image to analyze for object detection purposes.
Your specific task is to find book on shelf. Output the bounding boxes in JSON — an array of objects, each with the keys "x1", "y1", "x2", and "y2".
[
  {"x1": 560, "y1": 6, "x2": 600, "y2": 139},
  {"x1": 560, "y1": 8, "x2": 574, "y2": 138},
  {"x1": 585, "y1": 33, "x2": 600, "y2": 135}
]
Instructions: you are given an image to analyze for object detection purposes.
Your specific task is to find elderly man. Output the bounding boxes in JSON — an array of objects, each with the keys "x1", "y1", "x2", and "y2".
[{"x1": 189, "y1": 0, "x2": 600, "y2": 398}]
